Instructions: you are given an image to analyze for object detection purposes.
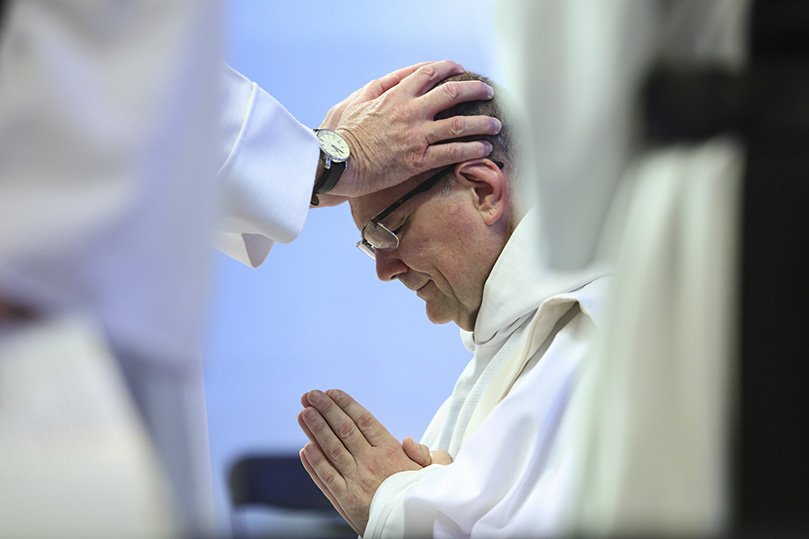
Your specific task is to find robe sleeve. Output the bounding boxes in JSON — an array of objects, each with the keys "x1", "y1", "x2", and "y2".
[
  {"x1": 364, "y1": 296, "x2": 600, "y2": 538},
  {"x1": 212, "y1": 66, "x2": 319, "y2": 268}
]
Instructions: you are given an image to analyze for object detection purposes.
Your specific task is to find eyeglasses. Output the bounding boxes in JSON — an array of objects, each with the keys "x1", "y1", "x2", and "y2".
[{"x1": 356, "y1": 160, "x2": 504, "y2": 259}]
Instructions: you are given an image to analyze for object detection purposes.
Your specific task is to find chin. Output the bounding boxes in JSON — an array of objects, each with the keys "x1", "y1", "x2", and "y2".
[{"x1": 424, "y1": 305, "x2": 453, "y2": 326}]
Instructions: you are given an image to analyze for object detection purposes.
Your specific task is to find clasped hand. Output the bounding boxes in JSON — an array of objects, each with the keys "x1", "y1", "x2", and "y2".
[{"x1": 298, "y1": 389, "x2": 450, "y2": 535}]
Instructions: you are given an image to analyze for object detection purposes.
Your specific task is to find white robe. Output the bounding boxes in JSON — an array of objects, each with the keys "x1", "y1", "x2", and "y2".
[
  {"x1": 0, "y1": 3, "x2": 317, "y2": 535},
  {"x1": 365, "y1": 212, "x2": 607, "y2": 538},
  {"x1": 213, "y1": 65, "x2": 318, "y2": 268},
  {"x1": 493, "y1": 1, "x2": 746, "y2": 534}
]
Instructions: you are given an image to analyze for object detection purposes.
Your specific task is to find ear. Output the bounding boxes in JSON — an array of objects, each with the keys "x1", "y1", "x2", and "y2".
[{"x1": 455, "y1": 159, "x2": 508, "y2": 226}]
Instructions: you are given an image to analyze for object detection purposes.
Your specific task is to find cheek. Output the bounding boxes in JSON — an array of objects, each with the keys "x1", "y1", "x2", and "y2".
[
  {"x1": 397, "y1": 234, "x2": 433, "y2": 269},
  {"x1": 400, "y1": 212, "x2": 469, "y2": 276}
]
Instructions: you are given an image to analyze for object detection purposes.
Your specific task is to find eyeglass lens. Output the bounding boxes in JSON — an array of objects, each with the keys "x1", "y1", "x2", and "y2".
[
  {"x1": 356, "y1": 161, "x2": 504, "y2": 259},
  {"x1": 362, "y1": 222, "x2": 398, "y2": 251}
]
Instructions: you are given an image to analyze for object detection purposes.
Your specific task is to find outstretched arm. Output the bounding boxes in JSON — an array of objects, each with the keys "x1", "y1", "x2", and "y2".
[
  {"x1": 215, "y1": 60, "x2": 501, "y2": 263},
  {"x1": 313, "y1": 60, "x2": 502, "y2": 206}
]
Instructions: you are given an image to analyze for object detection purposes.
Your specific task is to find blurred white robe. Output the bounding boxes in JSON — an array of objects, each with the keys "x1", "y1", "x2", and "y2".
[
  {"x1": 493, "y1": 0, "x2": 748, "y2": 535},
  {"x1": 0, "y1": 2, "x2": 318, "y2": 536}
]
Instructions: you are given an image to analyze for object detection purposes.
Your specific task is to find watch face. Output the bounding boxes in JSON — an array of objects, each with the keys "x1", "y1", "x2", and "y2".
[{"x1": 317, "y1": 129, "x2": 350, "y2": 162}]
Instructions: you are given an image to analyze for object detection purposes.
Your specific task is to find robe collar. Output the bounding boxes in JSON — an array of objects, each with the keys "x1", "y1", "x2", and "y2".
[{"x1": 461, "y1": 209, "x2": 603, "y2": 353}]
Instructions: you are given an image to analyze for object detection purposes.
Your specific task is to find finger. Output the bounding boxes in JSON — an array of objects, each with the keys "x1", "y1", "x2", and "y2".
[
  {"x1": 300, "y1": 447, "x2": 361, "y2": 535},
  {"x1": 300, "y1": 441, "x2": 346, "y2": 492},
  {"x1": 306, "y1": 390, "x2": 372, "y2": 455},
  {"x1": 300, "y1": 445, "x2": 339, "y2": 501},
  {"x1": 430, "y1": 449, "x2": 453, "y2": 466},
  {"x1": 418, "y1": 79, "x2": 494, "y2": 116},
  {"x1": 425, "y1": 115, "x2": 502, "y2": 145},
  {"x1": 346, "y1": 61, "x2": 433, "y2": 108},
  {"x1": 297, "y1": 409, "x2": 317, "y2": 445},
  {"x1": 393, "y1": 59, "x2": 465, "y2": 96},
  {"x1": 299, "y1": 406, "x2": 357, "y2": 473},
  {"x1": 343, "y1": 58, "x2": 422, "y2": 103},
  {"x1": 422, "y1": 140, "x2": 493, "y2": 170},
  {"x1": 355, "y1": 62, "x2": 433, "y2": 102},
  {"x1": 354, "y1": 73, "x2": 401, "y2": 103},
  {"x1": 402, "y1": 437, "x2": 432, "y2": 467},
  {"x1": 325, "y1": 389, "x2": 396, "y2": 447},
  {"x1": 387, "y1": 61, "x2": 433, "y2": 82},
  {"x1": 374, "y1": 73, "x2": 401, "y2": 96},
  {"x1": 355, "y1": 62, "x2": 436, "y2": 103}
]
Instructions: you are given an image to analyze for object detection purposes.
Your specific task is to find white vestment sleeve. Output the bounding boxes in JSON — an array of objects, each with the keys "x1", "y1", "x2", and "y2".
[
  {"x1": 365, "y1": 300, "x2": 598, "y2": 538},
  {"x1": 213, "y1": 66, "x2": 319, "y2": 267},
  {"x1": 365, "y1": 468, "x2": 439, "y2": 538}
]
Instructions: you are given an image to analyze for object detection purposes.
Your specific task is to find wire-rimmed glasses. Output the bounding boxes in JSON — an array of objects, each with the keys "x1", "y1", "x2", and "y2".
[{"x1": 356, "y1": 160, "x2": 503, "y2": 259}]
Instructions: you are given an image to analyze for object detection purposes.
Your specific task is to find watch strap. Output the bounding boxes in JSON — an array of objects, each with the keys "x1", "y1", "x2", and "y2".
[
  {"x1": 311, "y1": 129, "x2": 348, "y2": 205},
  {"x1": 314, "y1": 158, "x2": 345, "y2": 195}
]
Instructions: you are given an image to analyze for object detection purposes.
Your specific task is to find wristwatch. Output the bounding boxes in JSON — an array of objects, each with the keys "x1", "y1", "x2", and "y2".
[{"x1": 311, "y1": 128, "x2": 350, "y2": 205}]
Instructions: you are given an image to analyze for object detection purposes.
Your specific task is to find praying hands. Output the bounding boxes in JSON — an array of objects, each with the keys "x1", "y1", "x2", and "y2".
[{"x1": 297, "y1": 389, "x2": 451, "y2": 535}]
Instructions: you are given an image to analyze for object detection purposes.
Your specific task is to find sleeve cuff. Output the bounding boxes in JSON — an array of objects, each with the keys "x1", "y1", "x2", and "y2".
[{"x1": 214, "y1": 66, "x2": 319, "y2": 267}]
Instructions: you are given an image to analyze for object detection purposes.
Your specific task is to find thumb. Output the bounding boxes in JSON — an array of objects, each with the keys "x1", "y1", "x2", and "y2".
[
  {"x1": 429, "y1": 449, "x2": 453, "y2": 466},
  {"x1": 402, "y1": 436, "x2": 432, "y2": 467}
]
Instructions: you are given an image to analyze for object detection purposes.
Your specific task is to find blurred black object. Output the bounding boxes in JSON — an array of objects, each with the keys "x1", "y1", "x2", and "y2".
[
  {"x1": 644, "y1": 65, "x2": 746, "y2": 144},
  {"x1": 643, "y1": 1, "x2": 809, "y2": 537},
  {"x1": 228, "y1": 453, "x2": 354, "y2": 538},
  {"x1": 737, "y1": 0, "x2": 809, "y2": 537}
]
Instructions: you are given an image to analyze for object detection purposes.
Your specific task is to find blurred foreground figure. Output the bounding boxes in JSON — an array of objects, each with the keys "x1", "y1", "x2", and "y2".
[
  {"x1": 497, "y1": 0, "x2": 809, "y2": 536},
  {"x1": 0, "y1": 1, "x2": 498, "y2": 537},
  {"x1": 0, "y1": 2, "x2": 225, "y2": 537}
]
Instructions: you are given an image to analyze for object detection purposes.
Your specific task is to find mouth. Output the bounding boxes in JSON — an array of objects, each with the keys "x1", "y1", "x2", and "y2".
[
  {"x1": 400, "y1": 277, "x2": 427, "y2": 292},
  {"x1": 416, "y1": 281, "x2": 431, "y2": 299}
]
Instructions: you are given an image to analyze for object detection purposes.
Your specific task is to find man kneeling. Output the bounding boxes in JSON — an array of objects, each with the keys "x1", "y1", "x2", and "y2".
[{"x1": 297, "y1": 72, "x2": 607, "y2": 538}]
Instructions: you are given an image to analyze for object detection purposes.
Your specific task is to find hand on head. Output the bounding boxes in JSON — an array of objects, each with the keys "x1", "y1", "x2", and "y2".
[{"x1": 321, "y1": 60, "x2": 502, "y2": 200}]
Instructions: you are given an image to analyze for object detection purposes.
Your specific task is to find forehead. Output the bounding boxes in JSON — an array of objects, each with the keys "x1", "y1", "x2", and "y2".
[{"x1": 349, "y1": 171, "x2": 433, "y2": 228}]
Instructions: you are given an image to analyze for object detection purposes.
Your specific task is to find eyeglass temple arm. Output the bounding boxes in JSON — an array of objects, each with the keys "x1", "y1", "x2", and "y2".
[{"x1": 371, "y1": 160, "x2": 503, "y2": 224}]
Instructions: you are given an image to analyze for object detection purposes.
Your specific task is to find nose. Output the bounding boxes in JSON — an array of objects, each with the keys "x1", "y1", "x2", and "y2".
[{"x1": 375, "y1": 249, "x2": 407, "y2": 282}]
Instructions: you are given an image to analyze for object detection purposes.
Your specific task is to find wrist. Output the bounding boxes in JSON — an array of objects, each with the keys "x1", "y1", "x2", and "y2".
[
  {"x1": 312, "y1": 159, "x2": 327, "y2": 189},
  {"x1": 328, "y1": 127, "x2": 364, "y2": 197},
  {"x1": 310, "y1": 160, "x2": 327, "y2": 206},
  {"x1": 311, "y1": 128, "x2": 349, "y2": 205}
]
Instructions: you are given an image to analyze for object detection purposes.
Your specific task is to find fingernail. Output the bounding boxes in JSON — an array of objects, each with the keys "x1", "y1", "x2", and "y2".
[
  {"x1": 484, "y1": 141, "x2": 493, "y2": 154},
  {"x1": 327, "y1": 389, "x2": 343, "y2": 402},
  {"x1": 309, "y1": 390, "x2": 323, "y2": 404},
  {"x1": 493, "y1": 118, "x2": 502, "y2": 134},
  {"x1": 304, "y1": 408, "x2": 317, "y2": 421},
  {"x1": 486, "y1": 84, "x2": 494, "y2": 98}
]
